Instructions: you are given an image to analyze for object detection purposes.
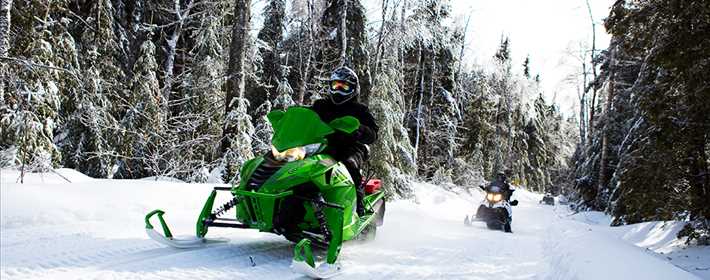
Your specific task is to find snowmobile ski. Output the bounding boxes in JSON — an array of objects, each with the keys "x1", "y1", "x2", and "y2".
[
  {"x1": 145, "y1": 209, "x2": 227, "y2": 248},
  {"x1": 291, "y1": 260, "x2": 343, "y2": 279},
  {"x1": 289, "y1": 237, "x2": 344, "y2": 278},
  {"x1": 146, "y1": 228, "x2": 208, "y2": 248}
]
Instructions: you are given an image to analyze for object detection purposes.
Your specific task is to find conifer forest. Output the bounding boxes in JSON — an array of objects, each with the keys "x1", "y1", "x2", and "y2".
[{"x1": 1, "y1": 0, "x2": 708, "y2": 244}]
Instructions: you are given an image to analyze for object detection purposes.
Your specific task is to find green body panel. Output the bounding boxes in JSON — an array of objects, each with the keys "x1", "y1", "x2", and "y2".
[
  {"x1": 232, "y1": 189, "x2": 293, "y2": 229},
  {"x1": 239, "y1": 157, "x2": 264, "y2": 183},
  {"x1": 232, "y1": 154, "x2": 357, "y2": 235}
]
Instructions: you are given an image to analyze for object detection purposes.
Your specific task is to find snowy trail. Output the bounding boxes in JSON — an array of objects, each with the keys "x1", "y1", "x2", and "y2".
[{"x1": 1, "y1": 169, "x2": 706, "y2": 280}]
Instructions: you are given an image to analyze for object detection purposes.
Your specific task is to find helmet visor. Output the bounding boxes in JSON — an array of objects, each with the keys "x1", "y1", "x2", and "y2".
[{"x1": 330, "y1": 80, "x2": 354, "y2": 95}]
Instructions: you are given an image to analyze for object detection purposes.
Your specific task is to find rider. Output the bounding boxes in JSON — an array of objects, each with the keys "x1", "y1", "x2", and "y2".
[
  {"x1": 311, "y1": 66, "x2": 379, "y2": 216},
  {"x1": 491, "y1": 171, "x2": 515, "y2": 201}
]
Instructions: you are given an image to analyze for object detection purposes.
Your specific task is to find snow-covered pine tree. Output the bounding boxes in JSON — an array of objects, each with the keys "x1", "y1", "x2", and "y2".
[
  {"x1": 316, "y1": 0, "x2": 371, "y2": 102},
  {"x1": 489, "y1": 36, "x2": 517, "y2": 175},
  {"x1": 525, "y1": 94, "x2": 553, "y2": 193},
  {"x1": 369, "y1": 69, "x2": 417, "y2": 197},
  {"x1": 397, "y1": 0, "x2": 460, "y2": 178},
  {"x1": 363, "y1": 0, "x2": 418, "y2": 197},
  {"x1": 115, "y1": 39, "x2": 164, "y2": 178},
  {"x1": 280, "y1": 0, "x2": 320, "y2": 104},
  {"x1": 508, "y1": 104, "x2": 530, "y2": 189},
  {"x1": 249, "y1": 0, "x2": 289, "y2": 154},
  {"x1": 253, "y1": 0, "x2": 286, "y2": 103},
  {"x1": 221, "y1": 0, "x2": 255, "y2": 183},
  {"x1": 426, "y1": 78, "x2": 459, "y2": 180},
  {"x1": 0, "y1": 0, "x2": 77, "y2": 172},
  {"x1": 600, "y1": 0, "x2": 710, "y2": 243},
  {"x1": 165, "y1": 0, "x2": 231, "y2": 182},
  {"x1": 459, "y1": 70, "x2": 497, "y2": 178}
]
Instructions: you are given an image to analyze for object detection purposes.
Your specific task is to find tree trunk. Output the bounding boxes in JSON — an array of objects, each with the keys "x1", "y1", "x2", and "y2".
[
  {"x1": 372, "y1": 0, "x2": 388, "y2": 76},
  {"x1": 598, "y1": 46, "x2": 616, "y2": 197},
  {"x1": 456, "y1": 12, "x2": 471, "y2": 79},
  {"x1": 0, "y1": 0, "x2": 11, "y2": 99},
  {"x1": 250, "y1": 0, "x2": 286, "y2": 112},
  {"x1": 586, "y1": 0, "x2": 598, "y2": 139},
  {"x1": 297, "y1": 0, "x2": 314, "y2": 105},
  {"x1": 494, "y1": 95, "x2": 503, "y2": 173},
  {"x1": 414, "y1": 43, "x2": 424, "y2": 163},
  {"x1": 578, "y1": 84, "x2": 587, "y2": 144},
  {"x1": 455, "y1": 13, "x2": 472, "y2": 120},
  {"x1": 221, "y1": 0, "x2": 251, "y2": 153},
  {"x1": 397, "y1": 0, "x2": 407, "y2": 110},
  {"x1": 0, "y1": 0, "x2": 10, "y2": 57},
  {"x1": 686, "y1": 87, "x2": 710, "y2": 222},
  {"x1": 687, "y1": 124, "x2": 709, "y2": 222},
  {"x1": 338, "y1": 0, "x2": 347, "y2": 66},
  {"x1": 162, "y1": 0, "x2": 194, "y2": 112}
]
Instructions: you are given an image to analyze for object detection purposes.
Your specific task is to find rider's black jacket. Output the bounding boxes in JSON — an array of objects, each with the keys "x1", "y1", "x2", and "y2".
[{"x1": 311, "y1": 98, "x2": 379, "y2": 154}]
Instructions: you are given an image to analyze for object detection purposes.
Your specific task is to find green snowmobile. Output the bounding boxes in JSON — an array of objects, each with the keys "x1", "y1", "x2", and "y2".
[{"x1": 144, "y1": 107, "x2": 386, "y2": 278}]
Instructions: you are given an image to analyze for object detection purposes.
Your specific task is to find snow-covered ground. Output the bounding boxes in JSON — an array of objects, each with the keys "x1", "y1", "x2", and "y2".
[{"x1": 1, "y1": 168, "x2": 708, "y2": 279}]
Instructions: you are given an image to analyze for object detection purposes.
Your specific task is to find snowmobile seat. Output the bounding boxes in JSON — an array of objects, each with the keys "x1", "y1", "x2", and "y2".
[{"x1": 364, "y1": 179, "x2": 382, "y2": 194}]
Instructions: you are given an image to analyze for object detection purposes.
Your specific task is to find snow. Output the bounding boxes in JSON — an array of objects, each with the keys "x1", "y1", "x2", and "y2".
[
  {"x1": 566, "y1": 212, "x2": 710, "y2": 278},
  {"x1": 1, "y1": 168, "x2": 707, "y2": 280}
]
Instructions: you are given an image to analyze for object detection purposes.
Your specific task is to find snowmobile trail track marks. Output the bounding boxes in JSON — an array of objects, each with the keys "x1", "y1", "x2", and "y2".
[{"x1": 0, "y1": 224, "x2": 302, "y2": 279}]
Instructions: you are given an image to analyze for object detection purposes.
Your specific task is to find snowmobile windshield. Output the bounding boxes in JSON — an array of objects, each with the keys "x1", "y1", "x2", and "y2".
[
  {"x1": 268, "y1": 107, "x2": 335, "y2": 152},
  {"x1": 487, "y1": 185, "x2": 503, "y2": 193}
]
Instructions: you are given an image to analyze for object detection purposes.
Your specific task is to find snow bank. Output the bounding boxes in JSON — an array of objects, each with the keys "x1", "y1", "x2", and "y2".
[
  {"x1": 543, "y1": 218, "x2": 700, "y2": 280},
  {"x1": 557, "y1": 211, "x2": 710, "y2": 279},
  {"x1": 614, "y1": 221, "x2": 709, "y2": 278},
  {"x1": 0, "y1": 168, "x2": 221, "y2": 231},
  {"x1": 567, "y1": 211, "x2": 611, "y2": 226}
]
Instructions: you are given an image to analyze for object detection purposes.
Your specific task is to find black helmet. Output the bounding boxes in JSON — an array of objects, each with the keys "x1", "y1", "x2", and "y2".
[
  {"x1": 328, "y1": 66, "x2": 359, "y2": 105},
  {"x1": 496, "y1": 172, "x2": 507, "y2": 182}
]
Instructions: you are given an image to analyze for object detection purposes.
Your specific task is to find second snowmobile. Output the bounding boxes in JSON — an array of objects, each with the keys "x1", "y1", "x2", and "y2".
[
  {"x1": 539, "y1": 193, "x2": 555, "y2": 205},
  {"x1": 465, "y1": 184, "x2": 518, "y2": 232},
  {"x1": 144, "y1": 107, "x2": 386, "y2": 278}
]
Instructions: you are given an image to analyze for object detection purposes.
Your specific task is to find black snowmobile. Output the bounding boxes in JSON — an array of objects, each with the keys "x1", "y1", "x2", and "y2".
[
  {"x1": 465, "y1": 184, "x2": 518, "y2": 233},
  {"x1": 539, "y1": 193, "x2": 555, "y2": 205}
]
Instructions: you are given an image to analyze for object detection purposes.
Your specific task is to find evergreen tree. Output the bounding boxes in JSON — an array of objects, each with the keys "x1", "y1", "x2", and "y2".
[
  {"x1": 369, "y1": 69, "x2": 417, "y2": 197},
  {"x1": 570, "y1": 0, "x2": 710, "y2": 243},
  {"x1": 222, "y1": 0, "x2": 254, "y2": 182},
  {"x1": 317, "y1": 0, "x2": 372, "y2": 102},
  {"x1": 115, "y1": 39, "x2": 163, "y2": 178}
]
